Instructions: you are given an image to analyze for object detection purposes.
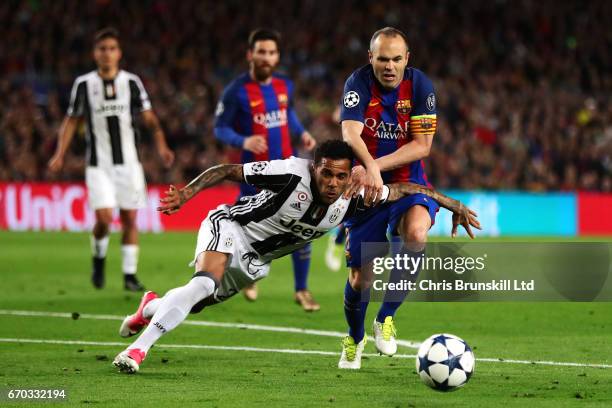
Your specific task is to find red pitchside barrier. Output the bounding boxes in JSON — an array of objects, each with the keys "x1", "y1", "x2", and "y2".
[
  {"x1": 1, "y1": 182, "x2": 611, "y2": 235},
  {"x1": 160, "y1": 184, "x2": 240, "y2": 231},
  {"x1": 577, "y1": 192, "x2": 612, "y2": 235},
  {"x1": 0, "y1": 182, "x2": 240, "y2": 232}
]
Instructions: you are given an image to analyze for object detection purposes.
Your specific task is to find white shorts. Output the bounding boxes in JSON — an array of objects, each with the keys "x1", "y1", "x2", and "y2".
[
  {"x1": 85, "y1": 164, "x2": 147, "y2": 210},
  {"x1": 193, "y1": 207, "x2": 270, "y2": 303}
]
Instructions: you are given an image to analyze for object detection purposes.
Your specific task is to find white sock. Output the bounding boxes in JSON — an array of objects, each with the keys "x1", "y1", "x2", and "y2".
[
  {"x1": 130, "y1": 276, "x2": 216, "y2": 353},
  {"x1": 91, "y1": 235, "x2": 110, "y2": 259},
  {"x1": 121, "y1": 244, "x2": 139, "y2": 275}
]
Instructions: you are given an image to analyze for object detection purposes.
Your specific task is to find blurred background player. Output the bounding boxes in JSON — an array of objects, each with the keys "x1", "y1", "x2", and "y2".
[
  {"x1": 214, "y1": 28, "x2": 319, "y2": 310},
  {"x1": 338, "y1": 27, "x2": 439, "y2": 368},
  {"x1": 48, "y1": 27, "x2": 174, "y2": 291}
]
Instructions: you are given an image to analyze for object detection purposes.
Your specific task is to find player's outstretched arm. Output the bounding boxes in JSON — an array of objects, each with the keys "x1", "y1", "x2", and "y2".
[
  {"x1": 157, "y1": 164, "x2": 244, "y2": 215},
  {"x1": 48, "y1": 116, "x2": 80, "y2": 172},
  {"x1": 386, "y1": 183, "x2": 482, "y2": 238}
]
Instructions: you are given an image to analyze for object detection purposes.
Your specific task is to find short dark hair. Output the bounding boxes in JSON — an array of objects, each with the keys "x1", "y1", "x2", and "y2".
[
  {"x1": 370, "y1": 27, "x2": 409, "y2": 52},
  {"x1": 248, "y1": 28, "x2": 281, "y2": 50},
  {"x1": 94, "y1": 27, "x2": 120, "y2": 46},
  {"x1": 314, "y1": 140, "x2": 355, "y2": 166}
]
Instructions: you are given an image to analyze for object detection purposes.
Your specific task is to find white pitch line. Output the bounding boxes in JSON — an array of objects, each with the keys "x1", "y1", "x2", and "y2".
[
  {"x1": 0, "y1": 309, "x2": 421, "y2": 348},
  {"x1": 1, "y1": 310, "x2": 611, "y2": 369},
  {"x1": 0, "y1": 337, "x2": 611, "y2": 369},
  {"x1": 0, "y1": 338, "x2": 340, "y2": 357}
]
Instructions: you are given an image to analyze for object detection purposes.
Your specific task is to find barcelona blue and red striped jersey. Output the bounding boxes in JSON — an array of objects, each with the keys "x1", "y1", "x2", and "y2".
[
  {"x1": 214, "y1": 73, "x2": 305, "y2": 164},
  {"x1": 340, "y1": 65, "x2": 437, "y2": 186}
]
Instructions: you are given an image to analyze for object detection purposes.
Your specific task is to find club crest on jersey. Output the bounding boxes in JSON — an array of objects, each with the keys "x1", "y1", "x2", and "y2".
[
  {"x1": 329, "y1": 206, "x2": 343, "y2": 224},
  {"x1": 297, "y1": 192, "x2": 308, "y2": 201},
  {"x1": 395, "y1": 99, "x2": 412, "y2": 115},
  {"x1": 344, "y1": 91, "x2": 360, "y2": 108},
  {"x1": 251, "y1": 161, "x2": 268, "y2": 174},
  {"x1": 277, "y1": 93, "x2": 288, "y2": 105},
  {"x1": 224, "y1": 237, "x2": 233, "y2": 248}
]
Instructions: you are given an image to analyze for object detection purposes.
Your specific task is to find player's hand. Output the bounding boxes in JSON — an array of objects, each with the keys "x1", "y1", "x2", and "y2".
[
  {"x1": 158, "y1": 145, "x2": 175, "y2": 168},
  {"x1": 362, "y1": 164, "x2": 384, "y2": 207},
  {"x1": 451, "y1": 204, "x2": 482, "y2": 239},
  {"x1": 48, "y1": 153, "x2": 64, "y2": 173},
  {"x1": 343, "y1": 164, "x2": 384, "y2": 206},
  {"x1": 157, "y1": 185, "x2": 191, "y2": 215},
  {"x1": 363, "y1": 164, "x2": 383, "y2": 207},
  {"x1": 301, "y1": 132, "x2": 316, "y2": 151},
  {"x1": 343, "y1": 165, "x2": 366, "y2": 199},
  {"x1": 243, "y1": 135, "x2": 268, "y2": 154}
]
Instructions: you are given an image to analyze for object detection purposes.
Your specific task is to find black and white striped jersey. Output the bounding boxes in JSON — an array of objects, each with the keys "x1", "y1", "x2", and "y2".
[
  {"x1": 232, "y1": 156, "x2": 389, "y2": 262},
  {"x1": 67, "y1": 70, "x2": 151, "y2": 168}
]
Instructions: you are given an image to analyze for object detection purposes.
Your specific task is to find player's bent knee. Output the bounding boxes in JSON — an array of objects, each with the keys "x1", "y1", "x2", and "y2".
[
  {"x1": 95, "y1": 215, "x2": 113, "y2": 226},
  {"x1": 405, "y1": 226, "x2": 428, "y2": 244},
  {"x1": 191, "y1": 271, "x2": 220, "y2": 288},
  {"x1": 399, "y1": 214, "x2": 430, "y2": 251},
  {"x1": 95, "y1": 209, "x2": 113, "y2": 225},
  {"x1": 195, "y1": 251, "x2": 228, "y2": 279},
  {"x1": 121, "y1": 218, "x2": 137, "y2": 230},
  {"x1": 119, "y1": 213, "x2": 138, "y2": 229},
  {"x1": 188, "y1": 272, "x2": 220, "y2": 314},
  {"x1": 349, "y1": 267, "x2": 372, "y2": 291}
]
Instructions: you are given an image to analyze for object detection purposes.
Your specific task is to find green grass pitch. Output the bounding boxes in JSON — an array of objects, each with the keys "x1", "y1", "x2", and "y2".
[{"x1": 1, "y1": 231, "x2": 611, "y2": 407}]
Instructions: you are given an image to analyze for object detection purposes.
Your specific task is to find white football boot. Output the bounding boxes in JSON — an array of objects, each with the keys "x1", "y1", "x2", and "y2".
[
  {"x1": 338, "y1": 335, "x2": 367, "y2": 369},
  {"x1": 373, "y1": 316, "x2": 398, "y2": 356},
  {"x1": 325, "y1": 234, "x2": 343, "y2": 272}
]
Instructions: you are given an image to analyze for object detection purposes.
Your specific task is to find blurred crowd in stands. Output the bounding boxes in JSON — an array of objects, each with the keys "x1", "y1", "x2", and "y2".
[{"x1": 1, "y1": 0, "x2": 610, "y2": 191}]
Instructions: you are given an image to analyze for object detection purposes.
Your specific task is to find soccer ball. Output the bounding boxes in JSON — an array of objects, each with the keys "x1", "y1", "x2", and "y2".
[{"x1": 415, "y1": 333, "x2": 475, "y2": 391}]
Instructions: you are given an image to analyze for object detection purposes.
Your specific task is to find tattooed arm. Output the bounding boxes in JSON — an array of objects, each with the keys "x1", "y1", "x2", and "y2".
[
  {"x1": 157, "y1": 164, "x2": 244, "y2": 215},
  {"x1": 386, "y1": 183, "x2": 482, "y2": 238},
  {"x1": 387, "y1": 182, "x2": 453, "y2": 206}
]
